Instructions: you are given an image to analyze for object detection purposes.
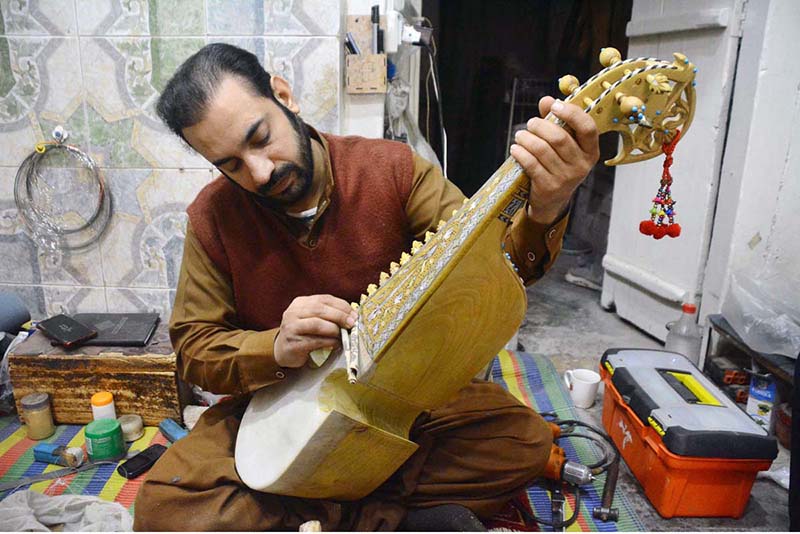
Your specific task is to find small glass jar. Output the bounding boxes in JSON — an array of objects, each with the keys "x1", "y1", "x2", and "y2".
[
  {"x1": 91, "y1": 391, "x2": 117, "y2": 420},
  {"x1": 21, "y1": 392, "x2": 55, "y2": 440}
]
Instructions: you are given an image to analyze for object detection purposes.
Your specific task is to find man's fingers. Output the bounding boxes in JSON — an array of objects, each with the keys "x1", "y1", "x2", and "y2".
[
  {"x1": 510, "y1": 143, "x2": 546, "y2": 181},
  {"x1": 294, "y1": 294, "x2": 357, "y2": 328},
  {"x1": 317, "y1": 294, "x2": 354, "y2": 313},
  {"x1": 547, "y1": 100, "x2": 599, "y2": 158},
  {"x1": 538, "y1": 95, "x2": 556, "y2": 118},
  {"x1": 293, "y1": 317, "x2": 343, "y2": 339},
  {"x1": 518, "y1": 121, "x2": 578, "y2": 174}
]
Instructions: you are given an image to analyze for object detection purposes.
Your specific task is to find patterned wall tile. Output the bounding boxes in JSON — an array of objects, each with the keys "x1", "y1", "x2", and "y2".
[
  {"x1": 206, "y1": 0, "x2": 262, "y2": 36},
  {"x1": 1, "y1": 0, "x2": 78, "y2": 36},
  {"x1": 0, "y1": 37, "x2": 88, "y2": 166},
  {"x1": 149, "y1": 0, "x2": 205, "y2": 35},
  {"x1": 106, "y1": 287, "x2": 173, "y2": 320},
  {"x1": 0, "y1": 283, "x2": 46, "y2": 318},
  {"x1": 1, "y1": 160, "x2": 106, "y2": 288},
  {"x1": 79, "y1": 0, "x2": 205, "y2": 36},
  {"x1": 0, "y1": 166, "x2": 37, "y2": 287},
  {"x1": 263, "y1": 0, "x2": 340, "y2": 36},
  {"x1": 42, "y1": 285, "x2": 107, "y2": 316},
  {"x1": 207, "y1": 0, "x2": 340, "y2": 36},
  {"x1": 1, "y1": 0, "x2": 348, "y2": 314},
  {"x1": 264, "y1": 36, "x2": 339, "y2": 133},
  {"x1": 208, "y1": 36, "x2": 340, "y2": 134},
  {"x1": 0, "y1": 196, "x2": 41, "y2": 286},
  {"x1": 80, "y1": 36, "x2": 209, "y2": 168},
  {"x1": 100, "y1": 168, "x2": 213, "y2": 289}
]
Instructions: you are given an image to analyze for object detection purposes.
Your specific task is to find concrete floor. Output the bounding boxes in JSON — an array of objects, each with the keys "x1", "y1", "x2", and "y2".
[{"x1": 518, "y1": 253, "x2": 790, "y2": 531}]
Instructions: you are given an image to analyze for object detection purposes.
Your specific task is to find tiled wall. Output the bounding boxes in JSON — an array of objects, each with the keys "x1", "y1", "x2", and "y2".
[{"x1": 0, "y1": 0, "x2": 341, "y2": 321}]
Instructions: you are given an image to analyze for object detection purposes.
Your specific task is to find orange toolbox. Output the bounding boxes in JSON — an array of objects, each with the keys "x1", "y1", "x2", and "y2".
[{"x1": 600, "y1": 349, "x2": 777, "y2": 518}]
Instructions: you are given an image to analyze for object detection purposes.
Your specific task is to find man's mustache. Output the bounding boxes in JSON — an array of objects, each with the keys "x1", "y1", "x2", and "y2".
[{"x1": 258, "y1": 164, "x2": 301, "y2": 197}]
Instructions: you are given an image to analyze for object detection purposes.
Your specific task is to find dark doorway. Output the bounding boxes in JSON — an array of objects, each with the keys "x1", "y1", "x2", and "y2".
[{"x1": 420, "y1": 0, "x2": 633, "y2": 284}]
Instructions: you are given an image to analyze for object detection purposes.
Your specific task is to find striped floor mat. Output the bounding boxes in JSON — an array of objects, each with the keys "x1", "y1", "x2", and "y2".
[
  {"x1": 0, "y1": 416, "x2": 167, "y2": 516},
  {"x1": 485, "y1": 350, "x2": 644, "y2": 531},
  {"x1": 0, "y1": 350, "x2": 643, "y2": 530}
]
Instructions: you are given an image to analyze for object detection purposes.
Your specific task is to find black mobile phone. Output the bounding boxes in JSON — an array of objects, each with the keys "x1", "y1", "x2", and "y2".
[
  {"x1": 36, "y1": 314, "x2": 98, "y2": 348},
  {"x1": 117, "y1": 444, "x2": 167, "y2": 479}
]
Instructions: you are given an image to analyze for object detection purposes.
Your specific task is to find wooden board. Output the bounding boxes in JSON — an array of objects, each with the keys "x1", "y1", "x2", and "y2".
[{"x1": 9, "y1": 324, "x2": 190, "y2": 425}]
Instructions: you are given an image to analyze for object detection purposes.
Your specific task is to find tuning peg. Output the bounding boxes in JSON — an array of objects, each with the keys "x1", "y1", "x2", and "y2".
[
  {"x1": 379, "y1": 271, "x2": 389, "y2": 285},
  {"x1": 558, "y1": 74, "x2": 580, "y2": 96},
  {"x1": 616, "y1": 94, "x2": 645, "y2": 117},
  {"x1": 411, "y1": 240, "x2": 423, "y2": 254},
  {"x1": 350, "y1": 302, "x2": 359, "y2": 311},
  {"x1": 367, "y1": 283, "x2": 377, "y2": 296},
  {"x1": 360, "y1": 293, "x2": 367, "y2": 305},
  {"x1": 583, "y1": 97, "x2": 594, "y2": 108},
  {"x1": 425, "y1": 231, "x2": 435, "y2": 243},
  {"x1": 389, "y1": 261, "x2": 400, "y2": 275},
  {"x1": 451, "y1": 209, "x2": 458, "y2": 217},
  {"x1": 462, "y1": 198, "x2": 468, "y2": 205},
  {"x1": 399, "y1": 252, "x2": 411, "y2": 265},
  {"x1": 599, "y1": 47, "x2": 622, "y2": 67},
  {"x1": 437, "y1": 219, "x2": 447, "y2": 230}
]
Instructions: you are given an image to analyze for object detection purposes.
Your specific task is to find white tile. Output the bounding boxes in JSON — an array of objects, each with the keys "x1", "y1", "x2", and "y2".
[
  {"x1": 100, "y1": 169, "x2": 211, "y2": 288},
  {"x1": 42, "y1": 285, "x2": 107, "y2": 316},
  {"x1": 105, "y1": 287, "x2": 173, "y2": 320},
  {"x1": 1, "y1": 0, "x2": 78, "y2": 35}
]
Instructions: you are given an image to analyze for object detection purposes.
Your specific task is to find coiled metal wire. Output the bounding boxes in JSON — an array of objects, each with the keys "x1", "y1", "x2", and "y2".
[{"x1": 14, "y1": 141, "x2": 111, "y2": 251}]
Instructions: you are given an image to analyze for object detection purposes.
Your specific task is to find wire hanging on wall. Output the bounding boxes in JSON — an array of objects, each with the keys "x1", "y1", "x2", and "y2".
[{"x1": 14, "y1": 126, "x2": 112, "y2": 252}]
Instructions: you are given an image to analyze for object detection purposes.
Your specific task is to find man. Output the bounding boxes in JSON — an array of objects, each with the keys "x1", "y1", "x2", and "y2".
[{"x1": 134, "y1": 43, "x2": 598, "y2": 531}]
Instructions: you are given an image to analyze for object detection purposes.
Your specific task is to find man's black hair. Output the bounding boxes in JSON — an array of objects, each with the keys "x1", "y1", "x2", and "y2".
[{"x1": 156, "y1": 43, "x2": 275, "y2": 139}]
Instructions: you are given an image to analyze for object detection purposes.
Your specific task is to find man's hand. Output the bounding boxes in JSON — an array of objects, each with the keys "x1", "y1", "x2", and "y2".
[
  {"x1": 510, "y1": 96, "x2": 600, "y2": 225},
  {"x1": 274, "y1": 295, "x2": 357, "y2": 368}
]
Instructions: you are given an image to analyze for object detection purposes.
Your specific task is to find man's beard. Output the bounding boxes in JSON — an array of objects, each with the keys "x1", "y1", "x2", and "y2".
[{"x1": 255, "y1": 102, "x2": 314, "y2": 208}]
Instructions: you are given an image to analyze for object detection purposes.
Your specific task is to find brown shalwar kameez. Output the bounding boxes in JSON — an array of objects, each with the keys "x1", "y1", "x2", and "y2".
[{"x1": 133, "y1": 132, "x2": 568, "y2": 531}]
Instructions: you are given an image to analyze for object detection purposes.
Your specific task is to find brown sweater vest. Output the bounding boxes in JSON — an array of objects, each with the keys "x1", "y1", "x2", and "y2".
[{"x1": 187, "y1": 134, "x2": 415, "y2": 331}]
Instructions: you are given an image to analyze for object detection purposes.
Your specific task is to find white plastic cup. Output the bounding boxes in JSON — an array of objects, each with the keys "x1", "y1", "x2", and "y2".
[{"x1": 564, "y1": 369, "x2": 601, "y2": 409}]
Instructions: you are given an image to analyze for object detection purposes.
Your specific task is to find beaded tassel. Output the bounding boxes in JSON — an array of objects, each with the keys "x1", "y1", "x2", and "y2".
[{"x1": 640, "y1": 129, "x2": 682, "y2": 239}]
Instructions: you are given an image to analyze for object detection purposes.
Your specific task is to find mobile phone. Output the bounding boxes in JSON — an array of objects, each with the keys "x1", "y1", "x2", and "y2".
[
  {"x1": 36, "y1": 314, "x2": 98, "y2": 348},
  {"x1": 116, "y1": 444, "x2": 167, "y2": 479}
]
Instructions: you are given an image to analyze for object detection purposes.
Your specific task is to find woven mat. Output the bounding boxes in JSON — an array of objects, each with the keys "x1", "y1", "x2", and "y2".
[
  {"x1": 0, "y1": 350, "x2": 644, "y2": 530},
  {"x1": 0, "y1": 416, "x2": 166, "y2": 516},
  {"x1": 485, "y1": 350, "x2": 644, "y2": 531}
]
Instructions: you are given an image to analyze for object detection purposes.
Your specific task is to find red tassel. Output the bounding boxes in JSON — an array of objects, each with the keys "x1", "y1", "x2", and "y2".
[
  {"x1": 666, "y1": 223, "x2": 682, "y2": 237},
  {"x1": 639, "y1": 220, "x2": 656, "y2": 235},
  {"x1": 653, "y1": 226, "x2": 667, "y2": 240}
]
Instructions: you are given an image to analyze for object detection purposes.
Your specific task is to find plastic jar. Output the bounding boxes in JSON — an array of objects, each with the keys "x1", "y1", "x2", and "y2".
[
  {"x1": 85, "y1": 418, "x2": 126, "y2": 461},
  {"x1": 91, "y1": 391, "x2": 117, "y2": 420},
  {"x1": 21, "y1": 392, "x2": 55, "y2": 440}
]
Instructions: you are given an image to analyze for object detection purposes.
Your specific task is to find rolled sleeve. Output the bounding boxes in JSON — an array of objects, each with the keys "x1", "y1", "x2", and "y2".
[{"x1": 504, "y1": 207, "x2": 570, "y2": 285}]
